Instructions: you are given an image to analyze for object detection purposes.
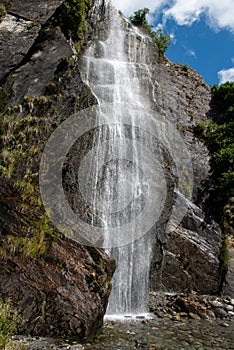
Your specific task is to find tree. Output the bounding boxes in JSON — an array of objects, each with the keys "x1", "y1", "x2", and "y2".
[
  {"x1": 129, "y1": 8, "x2": 150, "y2": 27},
  {"x1": 194, "y1": 82, "x2": 234, "y2": 232},
  {"x1": 130, "y1": 8, "x2": 171, "y2": 58}
]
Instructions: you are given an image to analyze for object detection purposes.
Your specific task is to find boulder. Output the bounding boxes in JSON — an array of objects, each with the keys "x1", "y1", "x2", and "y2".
[{"x1": 0, "y1": 237, "x2": 115, "y2": 338}]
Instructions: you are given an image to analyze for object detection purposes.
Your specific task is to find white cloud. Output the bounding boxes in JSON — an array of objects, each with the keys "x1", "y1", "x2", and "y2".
[
  {"x1": 232, "y1": 57, "x2": 234, "y2": 63},
  {"x1": 164, "y1": 0, "x2": 234, "y2": 32},
  {"x1": 218, "y1": 67, "x2": 234, "y2": 83},
  {"x1": 186, "y1": 49, "x2": 197, "y2": 58},
  {"x1": 111, "y1": 0, "x2": 234, "y2": 32}
]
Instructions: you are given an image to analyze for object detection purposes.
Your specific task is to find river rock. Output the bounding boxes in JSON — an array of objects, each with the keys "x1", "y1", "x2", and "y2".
[{"x1": 209, "y1": 300, "x2": 224, "y2": 308}]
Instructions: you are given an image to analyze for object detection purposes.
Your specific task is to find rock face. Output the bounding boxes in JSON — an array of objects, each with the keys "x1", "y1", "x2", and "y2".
[
  {"x1": 0, "y1": 238, "x2": 115, "y2": 338},
  {"x1": 150, "y1": 61, "x2": 222, "y2": 294},
  {"x1": 0, "y1": 0, "x2": 64, "y2": 82}
]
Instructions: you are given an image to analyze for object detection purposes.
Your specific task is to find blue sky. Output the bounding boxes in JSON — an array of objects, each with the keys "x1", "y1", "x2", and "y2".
[{"x1": 112, "y1": 0, "x2": 234, "y2": 86}]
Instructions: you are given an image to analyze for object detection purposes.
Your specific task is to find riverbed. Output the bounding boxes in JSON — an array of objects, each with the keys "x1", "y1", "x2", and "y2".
[{"x1": 14, "y1": 316, "x2": 234, "y2": 350}]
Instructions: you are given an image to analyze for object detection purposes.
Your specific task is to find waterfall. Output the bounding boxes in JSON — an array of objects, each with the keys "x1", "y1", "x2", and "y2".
[
  {"x1": 80, "y1": 4, "x2": 159, "y2": 315},
  {"x1": 39, "y1": 0, "x2": 193, "y2": 317}
]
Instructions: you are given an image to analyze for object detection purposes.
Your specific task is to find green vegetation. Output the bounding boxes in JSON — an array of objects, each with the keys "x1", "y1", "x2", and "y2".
[
  {"x1": 130, "y1": 8, "x2": 171, "y2": 58},
  {"x1": 0, "y1": 299, "x2": 23, "y2": 350},
  {"x1": 194, "y1": 82, "x2": 234, "y2": 235},
  {"x1": 0, "y1": 5, "x2": 6, "y2": 17},
  {"x1": 0, "y1": 96, "x2": 60, "y2": 258},
  {"x1": 51, "y1": 0, "x2": 93, "y2": 53}
]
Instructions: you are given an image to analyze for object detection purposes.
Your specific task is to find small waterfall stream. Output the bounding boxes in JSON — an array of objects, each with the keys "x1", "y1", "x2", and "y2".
[{"x1": 81, "y1": 3, "x2": 161, "y2": 315}]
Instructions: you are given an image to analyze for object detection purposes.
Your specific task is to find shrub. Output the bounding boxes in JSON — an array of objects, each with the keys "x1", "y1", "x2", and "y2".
[
  {"x1": 130, "y1": 8, "x2": 171, "y2": 58},
  {"x1": 0, "y1": 5, "x2": 6, "y2": 17},
  {"x1": 0, "y1": 300, "x2": 23, "y2": 350},
  {"x1": 194, "y1": 82, "x2": 234, "y2": 232}
]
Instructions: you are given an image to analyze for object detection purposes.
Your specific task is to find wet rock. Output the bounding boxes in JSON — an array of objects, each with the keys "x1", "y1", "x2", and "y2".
[
  {"x1": 209, "y1": 300, "x2": 223, "y2": 308},
  {"x1": 225, "y1": 304, "x2": 233, "y2": 311},
  {"x1": 228, "y1": 311, "x2": 234, "y2": 316},
  {"x1": 212, "y1": 307, "x2": 228, "y2": 318},
  {"x1": 149, "y1": 292, "x2": 234, "y2": 321},
  {"x1": 206, "y1": 310, "x2": 216, "y2": 319},
  {"x1": 172, "y1": 314, "x2": 181, "y2": 321},
  {"x1": 219, "y1": 322, "x2": 229, "y2": 327},
  {"x1": 189, "y1": 313, "x2": 201, "y2": 320}
]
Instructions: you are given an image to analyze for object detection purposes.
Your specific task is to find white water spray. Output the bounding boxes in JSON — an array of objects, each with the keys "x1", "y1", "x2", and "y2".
[{"x1": 80, "y1": 3, "x2": 161, "y2": 314}]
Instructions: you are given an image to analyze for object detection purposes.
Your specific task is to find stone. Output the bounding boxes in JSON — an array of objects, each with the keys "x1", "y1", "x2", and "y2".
[
  {"x1": 212, "y1": 307, "x2": 228, "y2": 318},
  {"x1": 219, "y1": 322, "x2": 229, "y2": 327},
  {"x1": 188, "y1": 313, "x2": 201, "y2": 320},
  {"x1": 205, "y1": 310, "x2": 216, "y2": 319},
  {"x1": 172, "y1": 314, "x2": 181, "y2": 321},
  {"x1": 209, "y1": 300, "x2": 223, "y2": 308},
  {"x1": 225, "y1": 304, "x2": 233, "y2": 311}
]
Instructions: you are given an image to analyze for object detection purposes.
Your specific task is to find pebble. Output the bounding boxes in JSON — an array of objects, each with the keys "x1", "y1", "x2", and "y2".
[
  {"x1": 212, "y1": 307, "x2": 228, "y2": 318},
  {"x1": 189, "y1": 312, "x2": 201, "y2": 320},
  {"x1": 172, "y1": 314, "x2": 181, "y2": 321},
  {"x1": 219, "y1": 322, "x2": 229, "y2": 327},
  {"x1": 206, "y1": 310, "x2": 216, "y2": 319},
  {"x1": 225, "y1": 304, "x2": 233, "y2": 311},
  {"x1": 209, "y1": 300, "x2": 223, "y2": 308}
]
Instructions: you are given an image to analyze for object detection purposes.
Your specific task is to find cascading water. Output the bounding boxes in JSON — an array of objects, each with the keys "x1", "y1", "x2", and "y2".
[
  {"x1": 39, "y1": 0, "x2": 193, "y2": 318},
  {"x1": 80, "y1": 3, "x2": 159, "y2": 315}
]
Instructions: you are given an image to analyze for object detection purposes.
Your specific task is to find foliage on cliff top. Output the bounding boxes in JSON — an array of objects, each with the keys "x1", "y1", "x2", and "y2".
[
  {"x1": 130, "y1": 8, "x2": 171, "y2": 58},
  {"x1": 50, "y1": 0, "x2": 93, "y2": 52},
  {"x1": 194, "y1": 82, "x2": 234, "y2": 235}
]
